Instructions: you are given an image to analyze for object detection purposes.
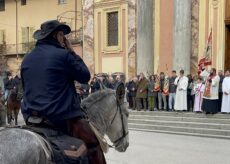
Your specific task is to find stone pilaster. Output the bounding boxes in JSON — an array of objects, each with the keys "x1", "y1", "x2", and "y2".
[
  {"x1": 191, "y1": 0, "x2": 200, "y2": 75},
  {"x1": 136, "y1": 0, "x2": 154, "y2": 75},
  {"x1": 83, "y1": 0, "x2": 94, "y2": 76},
  {"x1": 173, "y1": 0, "x2": 192, "y2": 74},
  {"x1": 128, "y1": 0, "x2": 137, "y2": 78}
]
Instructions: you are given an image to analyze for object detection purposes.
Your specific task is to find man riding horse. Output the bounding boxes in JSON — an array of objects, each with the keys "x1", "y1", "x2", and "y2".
[{"x1": 21, "y1": 20, "x2": 106, "y2": 164}]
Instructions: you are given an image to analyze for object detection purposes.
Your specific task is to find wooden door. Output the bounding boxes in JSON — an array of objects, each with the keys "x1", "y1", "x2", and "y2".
[{"x1": 225, "y1": 26, "x2": 230, "y2": 70}]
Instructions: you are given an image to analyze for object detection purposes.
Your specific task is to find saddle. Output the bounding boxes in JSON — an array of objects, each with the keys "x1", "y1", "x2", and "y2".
[{"x1": 22, "y1": 125, "x2": 89, "y2": 164}]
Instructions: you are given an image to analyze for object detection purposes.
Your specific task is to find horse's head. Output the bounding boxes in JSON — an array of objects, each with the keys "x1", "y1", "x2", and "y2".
[
  {"x1": 81, "y1": 85, "x2": 129, "y2": 153},
  {"x1": 106, "y1": 83, "x2": 129, "y2": 152}
]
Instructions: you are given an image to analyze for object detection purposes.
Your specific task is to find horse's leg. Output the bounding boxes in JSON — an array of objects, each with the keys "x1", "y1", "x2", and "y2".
[
  {"x1": 6, "y1": 106, "x2": 12, "y2": 125},
  {"x1": 68, "y1": 118, "x2": 106, "y2": 164},
  {"x1": 13, "y1": 109, "x2": 17, "y2": 125}
]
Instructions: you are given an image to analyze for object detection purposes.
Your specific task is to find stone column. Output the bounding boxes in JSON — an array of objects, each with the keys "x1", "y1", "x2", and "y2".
[
  {"x1": 136, "y1": 0, "x2": 154, "y2": 75},
  {"x1": 173, "y1": 0, "x2": 192, "y2": 74}
]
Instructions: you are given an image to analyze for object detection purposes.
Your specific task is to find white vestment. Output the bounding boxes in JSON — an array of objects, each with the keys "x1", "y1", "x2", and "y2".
[
  {"x1": 174, "y1": 76, "x2": 188, "y2": 111},
  {"x1": 193, "y1": 83, "x2": 205, "y2": 112},
  {"x1": 221, "y1": 77, "x2": 230, "y2": 113},
  {"x1": 200, "y1": 70, "x2": 220, "y2": 100}
]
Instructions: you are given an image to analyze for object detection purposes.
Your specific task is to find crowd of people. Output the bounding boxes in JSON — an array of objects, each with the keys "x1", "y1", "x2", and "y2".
[
  {"x1": 75, "y1": 73, "x2": 123, "y2": 99},
  {"x1": 1, "y1": 67, "x2": 230, "y2": 115},
  {"x1": 0, "y1": 71, "x2": 21, "y2": 102},
  {"x1": 74, "y1": 68, "x2": 230, "y2": 115},
  {"x1": 125, "y1": 68, "x2": 230, "y2": 114}
]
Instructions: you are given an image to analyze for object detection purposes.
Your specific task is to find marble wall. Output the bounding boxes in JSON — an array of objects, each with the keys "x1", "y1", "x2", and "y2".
[
  {"x1": 191, "y1": 0, "x2": 200, "y2": 75},
  {"x1": 83, "y1": 0, "x2": 95, "y2": 76},
  {"x1": 173, "y1": 0, "x2": 192, "y2": 74},
  {"x1": 136, "y1": 0, "x2": 154, "y2": 75},
  {"x1": 128, "y1": 0, "x2": 137, "y2": 78}
]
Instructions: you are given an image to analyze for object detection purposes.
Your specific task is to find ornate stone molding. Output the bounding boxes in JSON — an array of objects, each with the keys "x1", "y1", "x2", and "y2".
[
  {"x1": 94, "y1": 0, "x2": 128, "y2": 8},
  {"x1": 212, "y1": 0, "x2": 219, "y2": 9}
]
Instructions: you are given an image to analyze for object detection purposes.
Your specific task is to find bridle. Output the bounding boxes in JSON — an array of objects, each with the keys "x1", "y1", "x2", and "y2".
[
  {"x1": 109, "y1": 99, "x2": 129, "y2": 148},
  {"x1": 81, "y1": 96, "x2": 128, "y2": 149}
]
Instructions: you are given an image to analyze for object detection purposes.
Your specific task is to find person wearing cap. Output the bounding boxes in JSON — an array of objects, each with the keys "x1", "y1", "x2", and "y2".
[{"x1": 20, "y1": 20, "x2": 105, "y2": 163}]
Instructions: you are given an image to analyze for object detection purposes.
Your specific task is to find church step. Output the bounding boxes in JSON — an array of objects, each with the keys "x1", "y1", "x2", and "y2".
[
  {"x1": 130, "y1": 111, "x2": 230, "y2": 119},
  {"x1": 128, "y1": 123, "x2": 230, "y2": 136},
  {"x1": 129, "y1": 115, "x2": 230, "y2": 124},
  {"x1": 128, "y1": 128, "x2": 230, "y2": 140},
  {"x1": 128, "y1": 119, "x2": 230, "y2": 130}
]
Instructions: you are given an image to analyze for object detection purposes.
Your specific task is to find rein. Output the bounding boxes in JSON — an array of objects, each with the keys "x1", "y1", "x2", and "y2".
[{"x1": 110, "y1": 100, "x2": 128, "y2": 146}]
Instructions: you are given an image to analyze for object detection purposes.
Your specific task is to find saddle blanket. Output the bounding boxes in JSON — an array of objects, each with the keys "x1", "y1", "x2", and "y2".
[{"x1": 22, "y1": 126, "x2": 89, "y2": 164}]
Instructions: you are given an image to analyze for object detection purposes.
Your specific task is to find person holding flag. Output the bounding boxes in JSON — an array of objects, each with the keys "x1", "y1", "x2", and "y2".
[{"x1": 198, "y1": 30, "x2": 212, "y2": 75}]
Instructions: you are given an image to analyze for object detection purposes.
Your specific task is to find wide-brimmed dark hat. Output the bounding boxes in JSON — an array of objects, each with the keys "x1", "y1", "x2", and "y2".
[{"x1": 33, "y1": 20, "x2": 71, "y2": 40}]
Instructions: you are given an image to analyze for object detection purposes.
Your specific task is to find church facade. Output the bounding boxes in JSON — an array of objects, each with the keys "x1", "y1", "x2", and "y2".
[
  {"x1": 82, "y1": 0, "x2": 230, "y2": 79},
  {"x1": 0, "y1": 0, "x2": 230, "y2": 80}
]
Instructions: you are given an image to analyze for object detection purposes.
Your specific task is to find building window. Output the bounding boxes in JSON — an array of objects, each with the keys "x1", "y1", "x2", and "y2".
[
  {"x1": 58, "y1": 0, "x2": 67, "y2": 4},
  {"x1": 107, "y1": 11, "x2": 118, "y2": 46},
  {"x1": 21, "y1": 27, "x2": 35, "y2": 52},
  {"x1": 0, "y1": 0, "x2": 5, "y2": 12},
  {"x1": 21, "y1": 0, "x2": 26, "y2": 6}
]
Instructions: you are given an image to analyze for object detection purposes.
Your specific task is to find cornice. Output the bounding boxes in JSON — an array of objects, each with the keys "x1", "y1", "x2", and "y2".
[{"x1": 94, "y1": 0, "x2": 128, "y2": 8}]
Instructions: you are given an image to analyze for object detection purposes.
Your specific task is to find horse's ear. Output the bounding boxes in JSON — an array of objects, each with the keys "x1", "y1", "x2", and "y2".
[{"x1": 115, "y1": 82, "x2": 125, "y2": 104}]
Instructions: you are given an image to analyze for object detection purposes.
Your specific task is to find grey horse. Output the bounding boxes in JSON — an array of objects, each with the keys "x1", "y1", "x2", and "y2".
[{"x1": 0, "y1": 89, "x2": 129, "y2": 164}]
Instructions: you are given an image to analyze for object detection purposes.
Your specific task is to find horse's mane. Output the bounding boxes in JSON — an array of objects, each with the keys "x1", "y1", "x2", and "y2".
[{"x1": 81, "y1": 89, "x2": 115, "y2": 109}]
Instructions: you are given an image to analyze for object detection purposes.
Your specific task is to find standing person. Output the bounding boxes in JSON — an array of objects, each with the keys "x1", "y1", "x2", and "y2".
[
  {"x1": 218, "y1": 70, "x2": 224, "y2": 112},
  {"x1": 107, "y1": 75, "x2": 115, "y2": 89},
  {"x1": 201, "y1": 68, "x2": 220, "y2": 114},
  {"x1": 126, "y1": 77, "x2": 138, "y2": 110},
  {"x1": 114, "y1": 75, "x2": 123, "y2": 89},
  {"x1": 103, "y1": 76, "x2": 114, "y2": 89},
  {"x1": 136, "y1": 73, "x2": 148, "y2": 111},
  {"x1": 20, "y1": 20, "x2": 105, "y2": 163},
  {"x1": 131, "y1": 77, "x2": 138, "y2": 110},
  {"x1": 221, "y1": 69, "x2": 230, "y2": 113},
  {"x1": 148, "y1": 75, "x2": 157, "y2": 111},
  {"x1": 193, "y1": 77, "x2": 205, "y2": 113},
  {"x1": 0, "y1": 74, "x2": 5, "y2": 127},
  {"x1": 174, "y1": 70, "x2": 188, "y2": 111},
  {"x1": 90, "y1": 77, "x2": 100, "y2": 93},
  {"x1": 0, "y1": 71, "x2": 4, "y2": 97},
  {"x1": 3, "y1": 72, "x2": 15, "y2": 101},
  {"x1": 158, "y1": 72, "x2": 167, "y2": 111},
  {"x1": 126, "y1": 78, "x2": 134, "y2": 109},
  {"x1": 168, "y1": 70, "x2": 177, "y2": 111},
  {"x1": 187, "y1": 75, "x2": 194, "y2": 112},
  {"x1": 0, "y1": 85, "x2": 5, "y2": 126}
]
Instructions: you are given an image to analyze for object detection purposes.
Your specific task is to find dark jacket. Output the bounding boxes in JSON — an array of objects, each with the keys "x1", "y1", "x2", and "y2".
[
  {"x1": 169, "y1": 76, "x2": 177, "y2": 93},
  {"x1": 21, "y1": 38, "x2": 90, "y2": 122},
  {"x1": 13, "y1": 76, "x2": 21, "y2": 88},
  {"x1": 103, "y1": 79, "x2": 114, "y2": 89},
  {"x1": 4, "y1": 77, "x2": 15, "y2": 90},
  {"x1": 126, "y1": 81, "x2": 137, "y2": 97},
  {"x1": 148, "y1": 80, "x2": 157, "y2": 97},
  {"x1": 219, "y1": 75, "x2": 224, "y2": 93},
  {"x1": 136, "y1": 78, "x2": 148, "y2": 98}
]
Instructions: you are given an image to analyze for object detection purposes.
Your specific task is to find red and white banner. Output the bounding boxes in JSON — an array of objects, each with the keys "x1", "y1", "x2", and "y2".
[{"x1": 198, "y1": 30, "x2": 212, "y2": 74}]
